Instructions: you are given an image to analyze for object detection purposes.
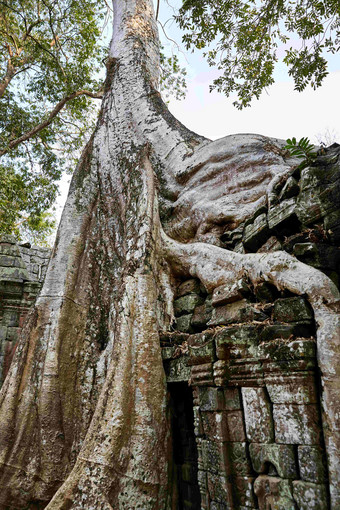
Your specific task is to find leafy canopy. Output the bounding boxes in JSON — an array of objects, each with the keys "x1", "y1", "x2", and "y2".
[
  {"x1": 176, "y1": 0, "x2": 340, "y2": 108},
  {"x1": 0, "y1": 0, "x2": 107, "y2": 243}
]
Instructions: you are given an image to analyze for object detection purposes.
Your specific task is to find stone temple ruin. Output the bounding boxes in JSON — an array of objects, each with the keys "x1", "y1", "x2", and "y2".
[{"x1": 0, "y1": 143, "x2": 339, "y2": 509}]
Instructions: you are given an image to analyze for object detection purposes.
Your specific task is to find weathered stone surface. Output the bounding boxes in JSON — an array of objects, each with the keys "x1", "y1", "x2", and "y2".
[
  {"x1": 201, "y1": 440, "x2": 228, "y2": 474},
  {"x1": 191, "y1": 301, "x2": 213, "y2": 329},
  {"x1": 213, "y1": 360, "x2": 230, "y2": 387},
  {"x1": 293, "y1": 242, "x2": 340, "y2": 271},
  {"x1": 243, "y1": 213, "x2": 270, "y2": 251},
  {"x1": 298, "y1": 446, "x2": 327, "y2": 483},
  {"x1": 225, "y1": 411, "x2": 246, "y2": 442},
  {"x1": 188, "y1": 331, "x2": 216, "y2": 365},
  {"x1": 215, "y1": 326, "x2": 258, "y2": 360},
  {"x1": 207, "y1": 472, "x2": 231, "y2": 505},
  {"x1": 254, "y1": 281, "x2": 278, "y2": 302},
  {"x1": 201, "y1": 411, "x2": 228, "y2": 442},
  {"x1": 223, "y1": 388, "x2": 241, "y2": 410},
  {"x1": 227, "y1": 442, "x2": 252, "y2": 475},
  {"x1": 258, "y1": 338, "x2": 316, "y2": 362},
  {"x1": 279, "y1": 176, "x2": 299, "y2": 201},
  {"x1": 174, "y1": 294, "x2": 204, "y2": 316},
  {"x1": 273, "y1": 404, "x2": 321, "y2": 445},
  {"x1": 230, "y1": 476, "x2": 256, "y2": 508},
  {"x1": 164, "y1": 356, "x2": 191, "y2": 383},
  {"x1": 266, "y1": 374, "x2": 318, "y2": 404},
  {"x1": 212, "y1": 279, "x2": 249, "y2": 307},
  {"x1": 241, "y1": 388, "x2": 274, "y2": 443},
  {"x1": 292, "y1": 481, "x2": 328, "y2": 510},
  {"x1": 198, "y1": 387, "x2": 226, "y2": 411},
  {"x1": 257, "y1": 235, "x2": 282, "y2": 253},
  {"x1": 191, "y1": 362, "x2": 214, "y2": 386},
  {"x1": 176, "y1": 278, "x2": 201, "y2": 298},
  {"x1": 207, "y1": 299, "x2": 249, "y2": 326},
  {"x1": 273, "y1": 297, "x2": 314, "y2": 323},
  {"x1": 267, "y1": 197, "x2": 298, "y2": 231},
  {"x1": 260, "y1": 323, "x2": 313, "y2": 342},
  {"x1": 249, "y1": 443, "x2": 297, "y2": 479},
  {"x1": 175, "y1": 314, "x2": 194, "y2": 333},
  {"x1": 254, "y1": 475, "x2": 296, "y2": 510}
]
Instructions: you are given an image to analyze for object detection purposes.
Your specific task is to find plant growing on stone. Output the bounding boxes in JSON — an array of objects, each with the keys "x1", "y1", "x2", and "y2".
[{"x1": 284, "y1": 136, "x2": 317, "y2": 166}]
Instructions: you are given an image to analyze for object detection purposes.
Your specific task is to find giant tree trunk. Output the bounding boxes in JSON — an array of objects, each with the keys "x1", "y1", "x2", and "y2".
[{"x1": 0, "y1": 0, "x2": 339, "y2": 509}]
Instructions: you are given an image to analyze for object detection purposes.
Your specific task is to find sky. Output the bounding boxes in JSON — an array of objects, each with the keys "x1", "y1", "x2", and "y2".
[{"x1": 55, "y1": 1, "x2": 340, "y2": 225}]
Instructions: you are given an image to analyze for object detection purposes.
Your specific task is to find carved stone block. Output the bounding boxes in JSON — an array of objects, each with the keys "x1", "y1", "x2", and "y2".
[
  {"x1": 164, "y1": 357, "x2": 191, "y2": 383},
  {"x1": 273, "y1": 296, "x2": 313, "y2": 323},
  {"x1": 249, "y1": 443, "x2": 297, "y2": 479},
  {"x1": 273, "y1": 404, "x2": 321, "y2": 445},
  {"x1": 226, "y1": 442, "x2": 252, "y2": 475},
  {"x1": 266, "y1": 373, "x2": 318, "y2": 404},
  {"x1": 230, "y1": 475, "x2": 256, "y2": 508},
  {"x1": 214, "y1": 325, "x2": 258, "y2": 361},
  {"x1": 191, "y1": 363, "x2": 214, "y2": 386},
  {"x1": 298, "y1": 446, "x2": 327, "y2": 483},
  {"x1": 254, "y1": 475, "x2": 296, "y2": 510},
  {"x1": 225, "y1": 411, "x2": 246, "y2": 442},
  {"x1": 188, "y1": 331, "x2": 216, "y2": 366},
  {"x1": 201, "y1": 411, "x2": 228, "y2": 442},
  {"x1": 201, "y1": 440, "x2": 228, "y2": 475},
  {"x1": 241, "y1": 388, "x2": 274, "y2": 443},
  {"x1": 197, "y1": 387, "x2": 225, "y2": 411},
  {"x1": 223, "y1": 388, "x2": 241, "y2": 410},
  {"x1": 213, "y1": 360, "x2": 230, "y2": 387},
  {"x1": 207, "y1": 472, "x2": 232, "y2": 505},
  {"x1": 292, "y1": 481, "x2": 328, "y2": 510}
]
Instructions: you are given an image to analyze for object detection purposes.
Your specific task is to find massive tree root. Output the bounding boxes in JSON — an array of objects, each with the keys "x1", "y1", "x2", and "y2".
[{"x1": 0, "y1": 0, "x2": 339, "y2": 508}]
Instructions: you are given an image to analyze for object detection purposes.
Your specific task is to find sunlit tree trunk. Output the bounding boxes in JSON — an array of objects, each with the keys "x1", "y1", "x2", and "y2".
[{"x1": 0, "y1": 0, "x2": 339, "y2": 508}]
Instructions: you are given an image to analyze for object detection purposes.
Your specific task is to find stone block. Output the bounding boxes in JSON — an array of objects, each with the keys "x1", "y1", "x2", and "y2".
[
  {"x1": 259, "y1": 338, "x2": 316, "y2": 362},
  {"x1": 249, "y1": 443, "x2": 297, "y2": 479},
  {"x1": 241, "y1": 388, "x2": 274, "y2": 443},
  {"x1": 207, "y1": 299, "x2": 249, "y2": 327},
  {"x1": 161, "y1": 346, "x2": 177, "y2": 360},
  {"x1": 207, "y1": 472, "x2": 232, "y2": 505},
  {"x1": 1, "y1": 309, "x2": 19, "y2": 327},
  {"x1": 175, "y1": 314, "x2": 193, "y2": 333},
  {"x1": 293, "y1": 242, "x2": 340, "y2": 271},
  {"x1": 223, "y1": 388, "x2": 241, "y2": 410},
  {"x1": 212, "y1": 279, "x2": 249, "y2": 307},
  {"x1": 164, "y1": 357, "x2": 191, "y2": 383},
  {"x1": 0, "y1": 265, "x2": 30, "y2": 281},
  {"x1": 292, "y1": 481, "x2": 328, "y2": 510},
  {"x1": 0, "y1": 326, "x2": 7, "y2": 342},
  {"x1": 226, "y1": 442, "x2": 252, "y2": 475},
  {"x1": 267, "y1": 197, "x2": 298, "y2": 231},
  {"x1": 279, "y1": 176, "x2": 299, "y2": 201},
  {"x1": 213, "y1": 360, "x2": 230, "y2": 387},
  {"x1": 243, "y1": 213, "x2": 270, "y2": 251},
  {"x1": 214, "y1": 326, "x2": 258, "y2": 360},
  {"x1": 257, "y1": 235, "x2": 282, "y2": 253},
  {"x1": 273, "y1": 404, "x2": 321, "y2": 445},
  {"x1": 176, "y1": 279, "x2": 202, "y2": 298},
  {"x1": 260, "y1": 323, "x2": 313, "y2": 342},
  {"x1": 198, "y1": 387, "x2": 225, "y2": 411},
  {"x1": 230, "y1": 476, "x2": 256, "y2": 508},
  {"x1": 193, "y1": 406, "x2": 204, "y2": 437},
  {"x1": 298, "y1": 446, "x2": 327, "y2": 483},
  {"x1": 254, "y1": 475, "x2": 296, "y2": 510},
  {"x1": 190, "y1": 363, "x2": 214, "y2": 386},
  {"x1": 191, "y1": 302, "x2": 212, "y2": 329},
  {"x1": 254, "y1": 282, "x2": 278, "y2": 302},
  {"x1": 225, "y1": 411, "x2": 246, "y2": 442},
  {"x1": 201, "y1": 411, "x2": 228, "y2": 442},
  {"x1": 273, "y1": 297, "x2": 313, "y2": 322},
  {"x1": 174, "y1": 294, "x2": 204, "y2": 316},
  {"x1": 6, "y1": 327, "x2": 20, "y2": 342},
  {"x1": 201, "y1": 440, "x2": 228, "y2": 475},
  {"x1": 188, "y1": 331, "x2": 216, "y2": 365},
  {"x1": 266, "y1": 374, "x2": 317, "y2": 404}
]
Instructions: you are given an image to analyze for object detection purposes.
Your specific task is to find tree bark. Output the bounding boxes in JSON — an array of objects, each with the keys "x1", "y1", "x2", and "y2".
[{"x1": 0, "y1": 0, "x2": 339, "y2": 508}]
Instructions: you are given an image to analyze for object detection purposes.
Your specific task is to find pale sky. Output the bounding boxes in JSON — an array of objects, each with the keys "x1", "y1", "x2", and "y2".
[{"x1": 55, "y1": 2, "x2": 340, "y2": 226}]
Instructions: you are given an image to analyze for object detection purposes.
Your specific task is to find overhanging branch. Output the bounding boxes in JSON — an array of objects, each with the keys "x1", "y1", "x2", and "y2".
[{"x1": 0, "y1": 89, "x2": 103, "y2": 157}]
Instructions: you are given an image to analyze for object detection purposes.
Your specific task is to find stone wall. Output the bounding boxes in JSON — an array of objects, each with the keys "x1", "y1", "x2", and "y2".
[
  {"x1": 161, "y1": 144, "x2": 340, "y2": 510},
  {"x1": 0, "y1": 235, "x2": 50, "y2": 384}
]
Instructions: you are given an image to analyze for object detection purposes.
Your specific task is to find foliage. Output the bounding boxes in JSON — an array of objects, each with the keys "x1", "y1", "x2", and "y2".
[
  {"x1": 160, "y1": 48, "x2": 187, "y2": 101},
  {"x1": 0, "y1": 0, "x2": 107, "y2": 242},
  {"x1": 284, "y1": 136, "x2": 317, "y2": 164},
  {"x1": 176, "y1": 0, "x2": 340, "y2": 108}
]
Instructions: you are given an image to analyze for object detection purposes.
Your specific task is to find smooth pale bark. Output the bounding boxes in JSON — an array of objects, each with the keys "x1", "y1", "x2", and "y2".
[{"x1": 0, "y1": 0, "x2": 339, "y2": 508}]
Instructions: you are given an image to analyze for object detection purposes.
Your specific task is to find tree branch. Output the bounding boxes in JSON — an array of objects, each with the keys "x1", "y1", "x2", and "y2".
[{"x1": 0, "y1": 89, "x2": 103, "y2": 157}]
